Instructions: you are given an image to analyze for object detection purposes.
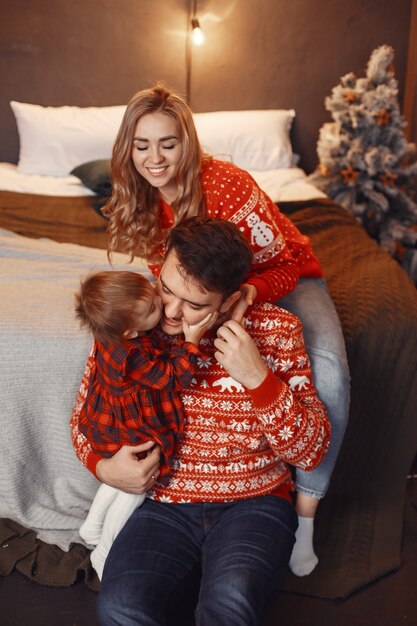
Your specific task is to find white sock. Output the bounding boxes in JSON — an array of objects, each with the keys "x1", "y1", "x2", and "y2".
[
  {"x1": 89, "y1": 491, "x2": 145, "y2": 580},
  {"x1": 79, "y1": 484, "x2": 119, "y2": 546},
  {"x1": 89, "y1": 542, "x2": 107, "y2": 581},
  {"x1": 289, "y1": 515, "x2": 318, "y2": 577}
]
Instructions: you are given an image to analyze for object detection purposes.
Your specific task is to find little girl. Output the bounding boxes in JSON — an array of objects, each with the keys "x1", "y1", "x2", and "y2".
[{"x1": 74, "y1": 270, "x2": 215, "y2": 579}]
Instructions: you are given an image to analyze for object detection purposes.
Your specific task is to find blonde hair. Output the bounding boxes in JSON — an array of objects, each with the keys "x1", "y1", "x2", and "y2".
[
  {"x1": 75, "y1": 271, "x2": 153, "y2": 344},
  {"x1": 104, "y1": 83, "x2": 206, "y2": 263}
]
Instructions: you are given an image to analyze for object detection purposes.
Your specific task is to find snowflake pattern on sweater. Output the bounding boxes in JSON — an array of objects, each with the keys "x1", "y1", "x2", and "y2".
[{"x1": 71, "y1": 303, "x2": 330, "y2": 504}]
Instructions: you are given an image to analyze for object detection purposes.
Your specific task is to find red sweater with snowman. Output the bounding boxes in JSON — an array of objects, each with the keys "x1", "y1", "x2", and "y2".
[{"x1": 148, "y1": 158, "x2": 323, "y2": 301}]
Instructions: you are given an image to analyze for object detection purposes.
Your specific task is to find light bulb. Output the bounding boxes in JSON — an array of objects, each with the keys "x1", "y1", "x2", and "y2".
[{"x1": 191, "y1": 18, "x2": 204, "y2": 46}]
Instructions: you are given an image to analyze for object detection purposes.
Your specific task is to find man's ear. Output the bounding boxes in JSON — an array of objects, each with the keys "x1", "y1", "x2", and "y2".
[{"x1": 219, "y1": 290, "x2": 241, "y2": 314}]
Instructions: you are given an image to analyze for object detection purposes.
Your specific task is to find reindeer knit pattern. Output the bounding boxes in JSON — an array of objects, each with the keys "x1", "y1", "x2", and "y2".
[{"x1": 71, "y1": 303, "x2": 330, "y2": 504}]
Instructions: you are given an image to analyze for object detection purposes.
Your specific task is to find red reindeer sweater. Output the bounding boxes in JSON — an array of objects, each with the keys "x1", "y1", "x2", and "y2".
[{"x1": 71, "y1": 303, "x2": 330, "y2": 503}]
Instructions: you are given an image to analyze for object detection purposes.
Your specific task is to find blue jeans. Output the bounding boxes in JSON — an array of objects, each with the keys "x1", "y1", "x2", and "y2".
[
  {"x1": 278, "y1": 278, "x2": 350, "y2": 498},
  {"x1": 97, "y1": 496, "x2": 297, "y2": 626}
]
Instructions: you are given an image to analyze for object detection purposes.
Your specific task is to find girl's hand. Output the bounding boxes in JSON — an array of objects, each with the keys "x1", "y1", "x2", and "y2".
[
  {"x1": 96, "y1": 441, "x2": 161, "y2": 494},
  {"x1": 183, "y1": 311, "x2": 218, "y2": 345},
  {"x1": 230, "y1": 284, "x2": 257, "y2": 323}
]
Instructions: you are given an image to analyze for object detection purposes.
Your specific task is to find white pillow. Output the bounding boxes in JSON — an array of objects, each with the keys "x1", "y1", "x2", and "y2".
[
  {"x1": 10, "y1": 101, "x2": 126, "y2": 176},
  {"x1": 193, "y1": 109, "x2": 295, "y2": 171},
  {"x1": 10, "y1": 102, "x2": 295, "y2": 176}
]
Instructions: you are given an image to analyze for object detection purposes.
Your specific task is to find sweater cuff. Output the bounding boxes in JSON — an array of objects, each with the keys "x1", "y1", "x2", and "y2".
[
  {"x1": 246, "y1": 368, "x2": 286, "y2": 408},
  {"x1": 246, "y1": 276, "x2": 275, "y2": 302},
  {"x1": 86, "y1": 451, "x2": 103, "y2": 479}
]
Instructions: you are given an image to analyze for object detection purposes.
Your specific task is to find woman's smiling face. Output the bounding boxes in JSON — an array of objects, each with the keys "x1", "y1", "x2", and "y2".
[{"x1": 131, "y1": 111, "x2": 183, "y2": 203}]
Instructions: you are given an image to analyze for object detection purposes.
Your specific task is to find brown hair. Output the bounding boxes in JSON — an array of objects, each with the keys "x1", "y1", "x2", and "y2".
[
  {"x1": 74, "y1": 271, "x2": 153, "y2": 344},
  {"x1": 104, "y1": 83, "x2": 206, "y2": 263},
  {"x1": 166, "y1": 217, "x2": 253, "y2": 298}
]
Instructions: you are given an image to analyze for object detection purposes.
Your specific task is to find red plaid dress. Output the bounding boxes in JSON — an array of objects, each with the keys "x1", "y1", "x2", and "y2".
[{"x1": 79, "y1": 331, "x2": 203, "y2": 477}]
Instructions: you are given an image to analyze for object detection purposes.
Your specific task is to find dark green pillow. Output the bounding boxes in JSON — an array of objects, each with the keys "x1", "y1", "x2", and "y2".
[
  {"x1": 71, "y1": 159, "x2": 112, "y2": 196},
  {"x1": 71, "y1": 159, "x2": 112, "y2": 217}
]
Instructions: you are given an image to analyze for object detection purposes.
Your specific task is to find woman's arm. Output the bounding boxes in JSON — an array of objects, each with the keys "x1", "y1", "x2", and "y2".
[{"x1": 202, "y1": 161, "x2": 301, "y2": 302}]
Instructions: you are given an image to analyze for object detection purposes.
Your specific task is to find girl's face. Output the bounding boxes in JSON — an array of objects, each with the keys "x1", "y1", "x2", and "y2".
[
  {"x1": 128, "y1": 289, "x2": 163, "y2": 334},
  {"x1": 131, "y1": 111, "x2": 183, "y2": 204}
]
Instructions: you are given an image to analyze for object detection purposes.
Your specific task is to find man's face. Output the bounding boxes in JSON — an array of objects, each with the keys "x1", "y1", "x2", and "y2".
[{"x1": 156, "y1": 250, "x2": 231, "y2": 336}]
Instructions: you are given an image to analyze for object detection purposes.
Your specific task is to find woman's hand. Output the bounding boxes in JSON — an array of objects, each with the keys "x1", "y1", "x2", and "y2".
[
  {"x1": 214, "y1": 319, "x2": 267, "y2": 389},
  {"x1": 230, "y1": 284, "x2": 257, "y2": 323},
  {"x1": 95, "y1": 441, "x2": 161, "y2": 494}
]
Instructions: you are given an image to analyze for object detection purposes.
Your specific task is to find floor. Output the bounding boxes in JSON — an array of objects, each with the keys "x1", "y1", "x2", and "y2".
[{"x1": 1, "y1": 477, "x2": 416, "y2": 626}]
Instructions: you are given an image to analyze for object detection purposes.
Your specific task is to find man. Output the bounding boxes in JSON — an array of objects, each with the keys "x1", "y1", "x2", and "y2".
[{"x1": 71, "y1": 217, "x2": 330, "y2": 626}]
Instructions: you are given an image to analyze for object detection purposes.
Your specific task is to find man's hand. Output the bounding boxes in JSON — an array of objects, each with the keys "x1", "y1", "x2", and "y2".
[
  {"x1": 95, "y1": 441, "x2": 161, "y2": 494},
  {"x1": 214, "y1": 320, "x2": 267, "y2": 389},
  {"x1": 230, "y1": 284, "x2": 257, "y2": 323}
]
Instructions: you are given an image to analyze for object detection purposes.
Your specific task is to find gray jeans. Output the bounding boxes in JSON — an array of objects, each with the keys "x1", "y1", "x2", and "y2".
[{"x1": 278, "y1": 278, "x2": 350, "y2": 498}]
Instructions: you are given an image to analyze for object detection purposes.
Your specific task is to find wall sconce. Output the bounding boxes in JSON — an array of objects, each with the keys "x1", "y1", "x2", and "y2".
[
  {"x1": 191, "y1": 17, "x2": 205, "y2": 46},
  {"x1": 185, "y1": 0, "x2": 205, "y2": 105}
]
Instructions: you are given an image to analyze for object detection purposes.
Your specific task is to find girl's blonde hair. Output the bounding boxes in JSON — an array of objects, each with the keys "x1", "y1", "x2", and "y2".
[
  {"x1": 104, "y1": 83, "x2": 206, "y2": 263},
  {"x1": 75, "y1": 271, "x2": 153, "y2": 344}
]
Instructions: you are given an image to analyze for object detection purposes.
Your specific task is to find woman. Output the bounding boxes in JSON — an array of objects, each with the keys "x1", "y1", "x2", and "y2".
[{"x1": 101, "y1": 83, "x2": 350, "y2": 576}]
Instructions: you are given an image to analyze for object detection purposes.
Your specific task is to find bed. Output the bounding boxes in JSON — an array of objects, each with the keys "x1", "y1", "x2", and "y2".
[{"x1": 1, "y1": 103, "x2": 417, "y2": 600}]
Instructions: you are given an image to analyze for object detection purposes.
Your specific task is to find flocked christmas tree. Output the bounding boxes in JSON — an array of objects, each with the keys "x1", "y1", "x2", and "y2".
[{"x1": 309, "y1": 44, "x2": 417, "y2": 284}]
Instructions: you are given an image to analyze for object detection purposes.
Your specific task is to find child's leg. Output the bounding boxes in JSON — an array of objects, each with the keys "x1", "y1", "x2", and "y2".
[
  {"x1": 90, "y1": 491, "x2": 145, "y2": 580},
  {"x1": 289, "y1": 494, "x2": 319, "y2": 576},
  {"x1": 79, "y1": 484, "x2": 119, "y2": 545}
]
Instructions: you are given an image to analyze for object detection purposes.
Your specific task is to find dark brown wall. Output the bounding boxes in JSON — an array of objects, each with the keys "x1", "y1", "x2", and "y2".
[
  {"x1": 0, "y1": 0, "x2": 412, "y2": 172},
  {"x1": 404, "y1": 0, "x2": 417, "y2": 140}
]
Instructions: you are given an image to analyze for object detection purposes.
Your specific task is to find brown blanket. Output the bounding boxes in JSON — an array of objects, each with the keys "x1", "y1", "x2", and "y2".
[
  {"x1": 277, "y1": 199, "x2": 417, "y2": 598},
  {"x1": 0, "y1": 190, "x2": 108, "y2": 249},
  {"x1": 1, "y1": 193, "x2": 417, "y2": 599},
  {"x1": 0, "y1": 518, "x2": 99, "y2": 591}
]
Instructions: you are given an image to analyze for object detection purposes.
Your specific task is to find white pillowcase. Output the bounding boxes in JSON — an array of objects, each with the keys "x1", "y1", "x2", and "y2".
[
  {"x1": 193, "y1": 109, "x2": 295, "y2": 171},
  {"x1": 10, "y1": 101, "x2": 126, "y2": 176},
  {"x1": 10, "y1": 101, "x2": 295, "y2": 176}
]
